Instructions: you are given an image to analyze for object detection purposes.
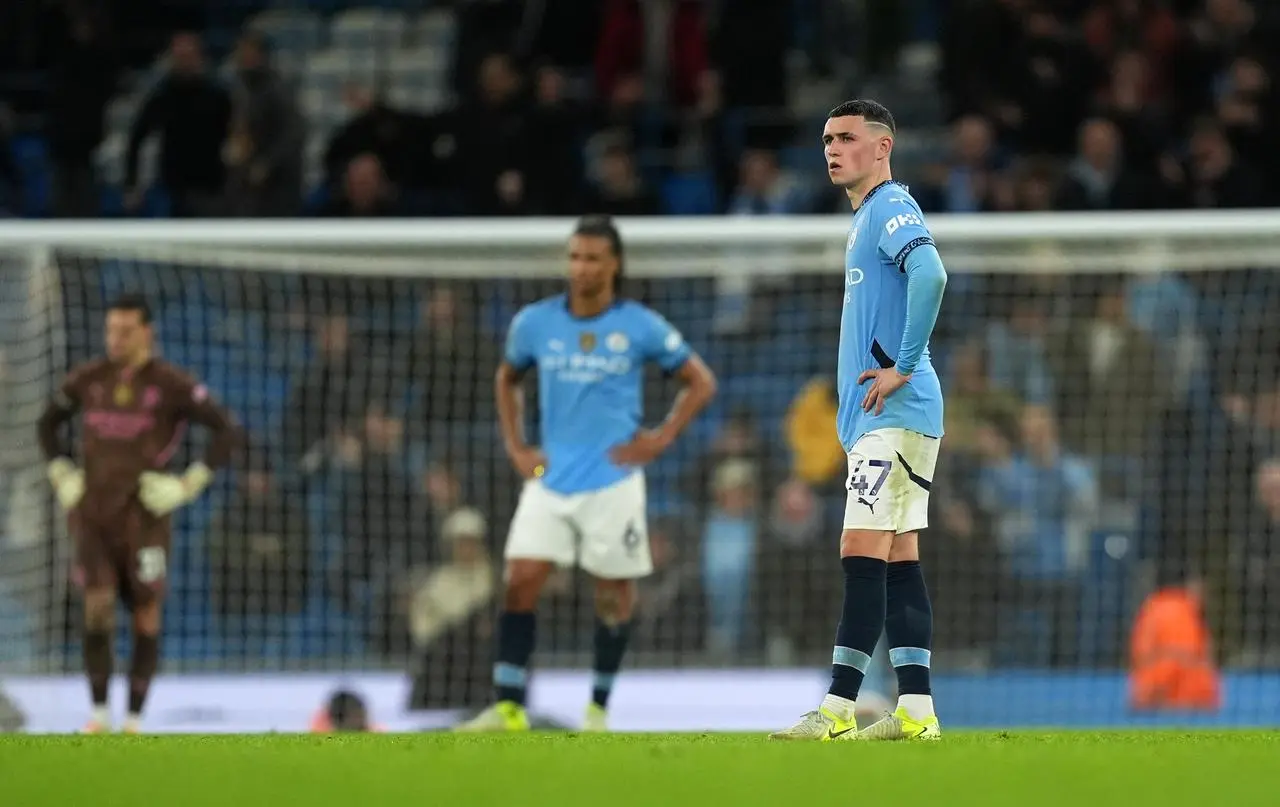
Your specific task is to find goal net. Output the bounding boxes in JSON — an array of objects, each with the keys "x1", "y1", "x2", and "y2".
[{"x1": 2, "y1": 211, "x2": 1279, "y2": 730}]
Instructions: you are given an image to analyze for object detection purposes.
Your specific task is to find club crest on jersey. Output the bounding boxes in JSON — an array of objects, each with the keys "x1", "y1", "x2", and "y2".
[
  {"x1": 606, "y1": 332, "x2": 629, "y2": 353},
  {"x1": 113, "y1": 383, "x2": 133, "y2": 407},
  {"x1": 579, "y1": 332, "x2": 597, "y2": 352},
  {"x1": 847, "y1": 227, "x2": 858, "y2": 251}
]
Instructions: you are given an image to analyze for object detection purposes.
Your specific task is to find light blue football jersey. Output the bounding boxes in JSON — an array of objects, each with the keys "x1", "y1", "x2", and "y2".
[
  {"x1": 504, "y1": 295, "x2": 693, "y2": 495},
  {"x1": 837, "y1": 180, "x2": 946, "y2": 451}
]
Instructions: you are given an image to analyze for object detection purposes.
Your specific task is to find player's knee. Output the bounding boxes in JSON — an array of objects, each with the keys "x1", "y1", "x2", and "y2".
[
  {"x1": 83, "y1": 591, "x2": 115, "y2": 632},
  {"x1": 840, "y1": 529, "x2": 893, "y2": 560},
  {"x1": 503, "y1": 560, "x2": 551, "y2": 610},
  {"x1": 594, "y1": 579, "x2": 636, "y2": 624},
  {"x1": 131, "y1": 601, "x2": 162, "y2": 636},
  {"x1": 888, "y1": 532, "x2": 920, "y2": 563}
]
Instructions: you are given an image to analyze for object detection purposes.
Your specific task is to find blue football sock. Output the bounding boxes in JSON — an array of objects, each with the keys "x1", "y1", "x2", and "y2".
[
  {"x1": 828, "y1": 556, "x2": 888, "y2": 702},
  {"x1": 493, "y1": 611, "x2": 536, "y2": 705},
  {"x1": 886, "y1": 560, "x2": 933, "y2": 696}
]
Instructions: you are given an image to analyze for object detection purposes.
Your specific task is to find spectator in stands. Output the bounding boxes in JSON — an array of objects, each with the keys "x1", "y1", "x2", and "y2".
[
  {"x1": 1165, "y1": 116, "x2": 1268, "y2": 207},
  {"x1": 529, "y1": 65, "x2": 590, "y2": 215},
  {"x1": 224, "y1": 32, "x2": 303, "y2": 218},
  {"x1": 595, "y1": 0, "x2": 710, "y2": 113},
  {"x1": 580, "y1": 134, "x2": 660, "y2": 216},
  {"x1": 757, "y1": 477, "x2": 835, "y2": 662},
  {"x1": 1215, "y1": 54, "x2": 1279, "y2": 189},
  {"x1": 207, "y1": 449, "x2": 309, "y2": 619},
  {"x1": 1081, "y1": 0, "x2": 1180, "y2": 96},
  {"x1": 334, "y1": 403, "x2": 418, "y2": 655},
  {"x1": 998, "y1": 6, "x2": 1098, "y2": 155},
  {"x1": 1234, "y1": 459, "x2": 1280, "y2": 661},
  {"x1": 320, "y1": 153, "x2": 400, "y2": 217},
  {"x1": 1056, "y1": 117, "x2": 1156, "y2": 210},
  {"x1": 287, "y1": 312, "x2": 367, "y2": 471},
  {"x1": 1176, "y1": 0, "x2": 1273, "y2": 124},
  {"x1": 635, "y1": 516, "x2": 703, "y2": 654},
  {"x1": 999, "y1": 155, "x2": 1062, "y2": 211},
  {"x1": 783, "y1": 376, "x2": 844, "y2": 492},
  {"x1": 45, "y1": 3, "x2": 117, "y2": 218},
  {"x1": 985, "y1": 290, "x2": 1056, "y2": 404},
  {"x1": 1094, "y1": 50, "x2": 1171, "y2": 178},
  {"x1": 1047, "y1": 275, "x2": 1171, "y2": 475},
  {"x1": 701, "y1": 458, "x2": 759, "y2": 658},
  {"x1": 450, "y1": 0, "x2": 536, "y2": 106},
  {"x1": 727, "y1": 148, "x2": 807, "y2": 215},
  {"x1": 940, "y1": 338, "x2": 1023, "y2": 461},
  {"x1": 124, "y1": 32, "x2": 231, "y2": 217},
  {"x1": 406, "y1": 283, "x2": 498, "y2": 440},
  {"x1": 455, "y1": 53, "x2": 542, "y2": 215},
  {"x1": 323, "y1": 85, "x2": 434, "y2": 204},
  {"x1": 977, "y1": 404, "x2": 1098, "y2": 667},
  {"x1": 917, "y1": 114, "x2": 1003, "y2": 213},
  {"x1": 683, "y1": 408, "x2": 767, "y2": 516},
  {"x1": 406, "y1": 507, "x2": 495, "y2": 710}
]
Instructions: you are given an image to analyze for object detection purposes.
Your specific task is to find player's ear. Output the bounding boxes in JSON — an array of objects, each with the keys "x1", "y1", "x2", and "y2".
[{"x1": 879, "y1": 134, "x2": 894, "y2": 160}]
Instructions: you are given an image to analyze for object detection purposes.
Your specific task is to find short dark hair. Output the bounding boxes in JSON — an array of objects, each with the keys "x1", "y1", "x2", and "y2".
[
  {"x1": 108, "y1": 294, "x2": 152, "y2": 324},
  {"x1": 828, "y1": 99, "x2": 896, "y2": 134},
  {"x1": 326, "y1": 690, "x2": 369, "y2": 732},
  {"x1": 573, "y1": 214, "x2": 625, "y2": 293}
]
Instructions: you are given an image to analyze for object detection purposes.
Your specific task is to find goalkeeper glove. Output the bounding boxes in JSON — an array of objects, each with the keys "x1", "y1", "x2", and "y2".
[
  {"x1": 46, "y1": 458, "x2": 85, "y2": 511},
  {"x1": 137, "y1": 463, "x2": 214, "y2": 517}
]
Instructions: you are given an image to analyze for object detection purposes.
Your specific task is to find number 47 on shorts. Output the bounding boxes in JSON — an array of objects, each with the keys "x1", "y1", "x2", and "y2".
[{"x1": 847, "y1": 458, "x2": 891, "y2": 498}]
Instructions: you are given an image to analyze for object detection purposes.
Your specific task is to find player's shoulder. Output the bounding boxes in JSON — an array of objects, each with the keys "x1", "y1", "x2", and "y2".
[
  {"x1": 866, "y1": 181, "x2": 926, "y2": 218},
  {"x1": 147, "y1": 359, "x2": 202, "y2": 390},
  {"x1": 65, "y1": 357, "x2": 113, "y2": 386},
  {"x1": 512, "y1": 295, "x2": 566, "y2": 326},
  {"x1": 614, "y1": 298, "x2": 668, "y2": 326}
]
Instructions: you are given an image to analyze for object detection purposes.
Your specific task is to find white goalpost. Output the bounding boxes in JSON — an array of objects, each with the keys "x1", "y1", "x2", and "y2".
[{"x1": 1, "y1": 210, "x2": 1279, "y2": 730}]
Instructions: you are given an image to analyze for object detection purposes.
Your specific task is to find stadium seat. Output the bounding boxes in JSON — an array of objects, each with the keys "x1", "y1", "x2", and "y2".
[
  {"x1": 303, "y1": 49, "x2": 380, "y2": 96},
  {"x1": 412, "y1": 8, "x2": 457, "y2": 48},
  {"x1": 661, "y1": 172, "x2": 719, "y2": 215},
  {"x1": 249, "y1": 8, "x2": 326, "y2": 55},
  {"x1": 328, "y1": 8, "x2": 406, "y2": 52}
]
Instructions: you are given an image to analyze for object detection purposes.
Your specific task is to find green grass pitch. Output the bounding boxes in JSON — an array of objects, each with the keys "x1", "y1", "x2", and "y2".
[{"x1": 2, "y1": 731, "x2": 1276, "y2": 806}]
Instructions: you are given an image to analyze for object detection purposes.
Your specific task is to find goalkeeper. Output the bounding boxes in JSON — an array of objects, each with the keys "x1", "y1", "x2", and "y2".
[{"x1": 37, "y1": 294, "x2": 240, "y2": 733}]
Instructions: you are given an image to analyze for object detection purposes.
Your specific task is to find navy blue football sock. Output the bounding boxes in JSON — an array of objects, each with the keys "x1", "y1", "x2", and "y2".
[
  {"x1": 828, "y1": 556, "x2": 888, "y2": 702},
  {"x1": 885, "y1": 560, "x2": 933, "y2": 696},
  {"x1": 493, "y1": 611, "x2": 536, "y2": 706},
  {"x1": 591, "y1": 619, "x2": 633, "y2": 708}
]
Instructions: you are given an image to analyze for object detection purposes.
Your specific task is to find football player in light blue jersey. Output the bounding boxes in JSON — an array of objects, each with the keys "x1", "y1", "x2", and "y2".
[
  {"x1": 458, "y1": 215, "x2": 717, "y2": 733},
  {"x1": 772, "y1": 100, "x2": 948, "y2": 743}
]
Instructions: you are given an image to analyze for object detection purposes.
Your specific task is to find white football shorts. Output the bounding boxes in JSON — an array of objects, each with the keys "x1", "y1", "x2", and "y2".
[
  {"x1": 505, "y1": 471, "x2": 652, "y2": 579},
  {"x1": 842, "y1": 428, "x2": 940, "y2": 534}
]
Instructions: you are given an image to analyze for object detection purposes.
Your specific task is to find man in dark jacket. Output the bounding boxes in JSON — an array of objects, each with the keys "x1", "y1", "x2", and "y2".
[{"x1": 124, "y1": 32, "x2": 230, "y2": 217}]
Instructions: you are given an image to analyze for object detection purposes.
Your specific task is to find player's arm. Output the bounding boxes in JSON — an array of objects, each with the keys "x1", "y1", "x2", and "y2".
[
  {"x1": 496, "y1": 308, "x2": 546, "y2": 479},
  {"x1": 652, "y1": 353, "x2": 717, "y2": 448},
  {"x1": 37, "y1": 370, "x2": 87, "y2": 511},
  {"x1": 895, "y1": 243, "x2": 948, "y2": 376},
  {"x1": 137, "y1": 373, "x2": 243, "y2": 517},
  {"x1": 860, "y1": 204, "x2": 947, "y2": 414},
  {"x1": 611, "y1": 313, "x2": 717, "y2": 466}
]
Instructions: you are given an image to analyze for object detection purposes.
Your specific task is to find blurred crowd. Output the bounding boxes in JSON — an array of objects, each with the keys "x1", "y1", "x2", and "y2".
[
  {"x1": 0, "y1": 0, "x2": 1275, "y2": 219},
  {"x1": 0, "y1": 0, "x2": 1279, "y2": 701}
]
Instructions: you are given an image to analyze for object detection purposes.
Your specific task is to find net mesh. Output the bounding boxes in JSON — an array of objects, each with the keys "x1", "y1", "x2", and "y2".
[{"x1": 4, "y1": 222, "x2": 1280, "y2": 726}]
